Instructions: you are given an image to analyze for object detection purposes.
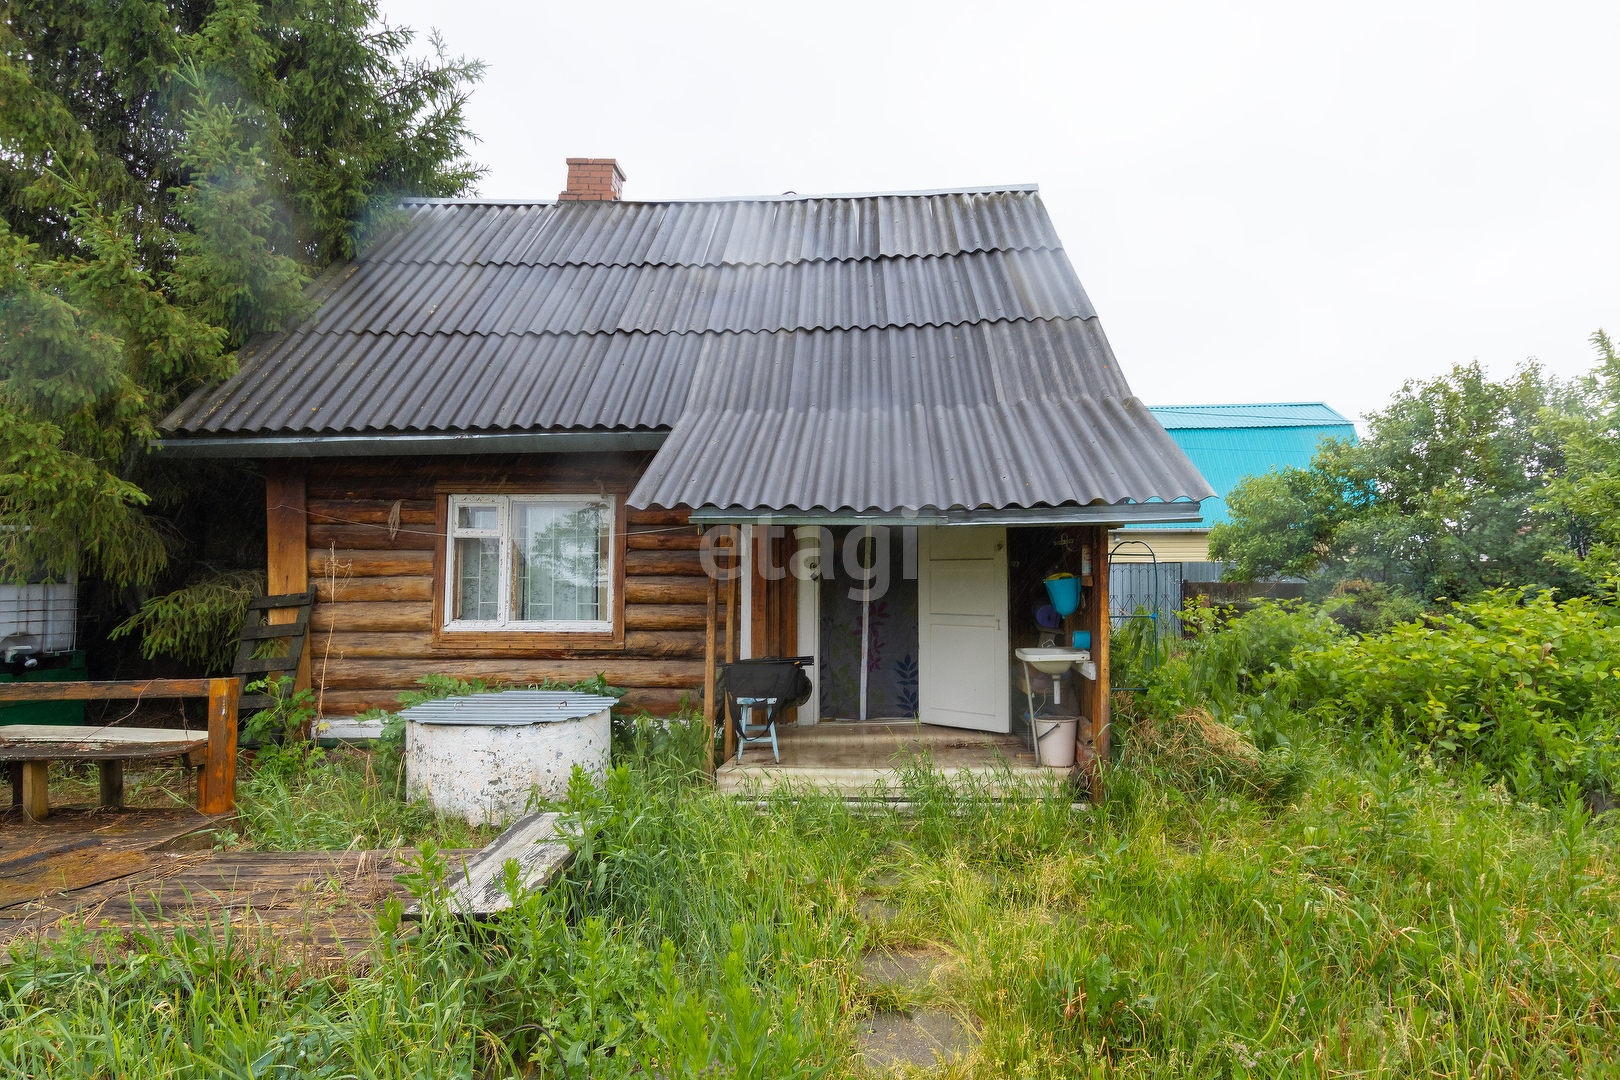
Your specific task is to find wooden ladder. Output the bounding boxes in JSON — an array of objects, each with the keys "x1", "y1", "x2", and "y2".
[{"x1": 232, "y1": 591, "x2": 314, "y2": 716}]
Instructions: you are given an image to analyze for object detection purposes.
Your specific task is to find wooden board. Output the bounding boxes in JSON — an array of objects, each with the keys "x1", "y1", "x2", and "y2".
[
  {"x1": 418, "y1": 811, "x2": 575, "y2": 917},
  {"x1": 316, "y1": 658, "x2": 703, "y2": 691},
  {"x1": 0, "y1": 726, "x2": 209, "y2": 762},
  {"x1": 312, "y1": 630, "x2": 707, "y2": 660},
  {"x1": 0, "y1": 679, "x2": 218, "y2": 702},
  {"x1": 0, "y1": 808, "x2": 480, "y2": 963},
  {"x1": 0, "y1": 847, "x2": 475, "y2": 963},
  {"x1": 627, "y1": 526, "x2": 701, "y2": 551},
  {"x1": 0, "y1": 808, "x2": 229, "y2": 908},
  {"x1": 308, "y1": 549, "x2": 434, "y2": 577},
  {"x1": 310, "y1": 602, "x2": 433, "y2": 633},
  {"x1": 314, "y1": 576, "x2": 434, "y2": 602},
  {"x1": 307, "y1": 498, "x2": 436, "y2": 525}
]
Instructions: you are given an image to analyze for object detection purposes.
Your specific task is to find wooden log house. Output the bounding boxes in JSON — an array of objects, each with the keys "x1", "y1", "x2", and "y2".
[{"x1": 160, "y1": 159, "x2": 1213, "y2": 793}]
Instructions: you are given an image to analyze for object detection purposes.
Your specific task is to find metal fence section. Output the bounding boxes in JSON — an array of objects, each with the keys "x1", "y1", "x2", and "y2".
[{"x1": 1109, "y1": 558, "x2": 1185, "y2": 638}]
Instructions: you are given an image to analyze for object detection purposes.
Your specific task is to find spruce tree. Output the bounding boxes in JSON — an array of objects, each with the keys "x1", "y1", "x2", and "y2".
[{"x1": 0, "y1": 1, "x2": 483, "y2": 670}]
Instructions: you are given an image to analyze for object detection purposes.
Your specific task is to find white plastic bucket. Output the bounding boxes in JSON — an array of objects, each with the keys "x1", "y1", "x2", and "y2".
[{"x1": 1036, "y1": 718, "x2": 1078, "y2": 768}]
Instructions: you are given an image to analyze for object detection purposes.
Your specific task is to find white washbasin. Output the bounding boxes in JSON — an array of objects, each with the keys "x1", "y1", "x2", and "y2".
[{"x1": 1015, "y1": 647, "x2": 1091, "y2": 674}]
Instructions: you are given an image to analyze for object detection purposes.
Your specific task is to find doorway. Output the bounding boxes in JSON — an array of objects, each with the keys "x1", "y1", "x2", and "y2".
[{"x1": 817, "y1": 526, "x2": 920, "y2": 721}]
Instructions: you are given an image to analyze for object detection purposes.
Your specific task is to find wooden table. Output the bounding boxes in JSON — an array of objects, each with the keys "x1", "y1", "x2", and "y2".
[{"x1": 0, "y1": 678, "x2": 239, "y2": 820}]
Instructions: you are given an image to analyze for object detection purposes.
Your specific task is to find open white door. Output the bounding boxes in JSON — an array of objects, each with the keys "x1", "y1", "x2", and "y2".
[{"x1": 917, "y1": 526, "x2": 1010, "y2": 732}]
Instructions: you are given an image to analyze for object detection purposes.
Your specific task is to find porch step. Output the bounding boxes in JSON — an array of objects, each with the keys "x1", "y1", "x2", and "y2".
[
  {"x1": 715, "y1": 764, "x2": 1055, "y2": 797},
  {"x1": 778, "y1": 722, "x2": 1017, "y2": 751}
]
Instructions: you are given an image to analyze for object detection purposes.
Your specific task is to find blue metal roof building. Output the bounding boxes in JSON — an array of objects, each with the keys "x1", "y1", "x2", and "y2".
[{"x1": 1129, "y1": 403, "x2": 1357, "y2": 534}]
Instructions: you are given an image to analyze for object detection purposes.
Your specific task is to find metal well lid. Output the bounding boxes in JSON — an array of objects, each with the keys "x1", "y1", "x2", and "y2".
[{"x1": 398, "y1": 690, "x2": 619, "y2": 726}]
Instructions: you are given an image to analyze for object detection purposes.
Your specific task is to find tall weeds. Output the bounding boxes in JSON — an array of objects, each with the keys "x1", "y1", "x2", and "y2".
[{"x1": 3, "y1": 712, "x2": 1618, "y2": 1077}]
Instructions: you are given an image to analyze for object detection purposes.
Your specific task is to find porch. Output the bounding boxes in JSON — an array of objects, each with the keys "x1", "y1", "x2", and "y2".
[
  {"x1": 700, "y1": 520, "x2": 1126, "y2": 798},
  {"x1": 714, "y1": 719, "x2": 1052, "y2": 796}
]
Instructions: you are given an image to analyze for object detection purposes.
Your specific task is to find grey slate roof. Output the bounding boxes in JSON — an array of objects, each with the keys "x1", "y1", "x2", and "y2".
[{"x1": 161, "y1": 185, "x2": 1213, "y2": 514}]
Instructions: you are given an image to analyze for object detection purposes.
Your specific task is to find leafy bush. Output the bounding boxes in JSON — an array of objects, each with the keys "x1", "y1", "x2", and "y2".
[
  {"x1": 1319, "y1": 579, "x2": 1427, "y2": 636},
  {"x1": 1111, "y1": 602, "x2": 1330, "y2": 801},
  {"x1": 1151, "y1": 600, "x2": 1343, "y2": 719},
  {"x1": 243, "y1": 675, "x2": 323, "y2": 775},
  {"x1": 393, "y1": 672, "x2": 494, "y2": 710},
  {"x1": 1278, "y1": 589, "x2": 1620, "y2": 796}
]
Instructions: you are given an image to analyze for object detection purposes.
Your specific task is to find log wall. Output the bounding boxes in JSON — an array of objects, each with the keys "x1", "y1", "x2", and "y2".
[{"x1": 292, "y1": 454, "x2": 720, "y2": 718}]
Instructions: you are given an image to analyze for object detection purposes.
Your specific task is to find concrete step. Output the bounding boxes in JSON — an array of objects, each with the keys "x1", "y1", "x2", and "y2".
[
  {"x1": 779, "y1": 722, "x2": 1015, "y2": 751},
  {"x1": 715, "y1": 764, "x2": 1056, "y2": 796}
]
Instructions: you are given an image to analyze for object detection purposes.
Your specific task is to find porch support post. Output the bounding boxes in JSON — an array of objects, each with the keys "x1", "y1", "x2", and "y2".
[
  {"x1": 1080, "y1": 524, "x2": 1112, "y2": 803},
  {"x1": 723, "y1": 539, "x2": 739, "y2": 764},
  {"x1": 703, "y1": 534, "x2": 719, "y2": 777},
  {"x1": 98, "y1": 760, "x2": 124, "y2": 809},
  {"x1": 265, "y1": 460, "x2": 311, "y2": 695}
]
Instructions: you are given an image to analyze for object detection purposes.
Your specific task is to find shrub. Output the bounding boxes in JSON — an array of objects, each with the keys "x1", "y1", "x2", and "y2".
[
  {"x1": 1319, "y1": 579, "x2": 1427, "y2": 636},
  {"x1": 244, "y1": 675, "x2": 323, "y2": 775},
  {"x1": 1150, "y1": 600, "x2": 1343, "y2": 718},
  {"x1": 1278, "y1": 589, "x2": 1620, "y2": 797}
]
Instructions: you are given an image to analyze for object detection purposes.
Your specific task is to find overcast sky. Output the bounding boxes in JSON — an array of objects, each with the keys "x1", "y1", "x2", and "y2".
[{"x1": 382, "y1": 0, "x2": 1620, "y2": 424}]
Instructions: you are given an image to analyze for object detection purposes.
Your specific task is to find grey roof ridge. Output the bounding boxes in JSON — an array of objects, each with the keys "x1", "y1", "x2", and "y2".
[
  {"x1": 268, "y1": 312, "x2": 1108, "y2": 343},
  {"x1": 356, "y1": 240, "x2": 1068, "y2": 270},
  {"x1": 398, "y1": 182, "x2": 1040, "y2": 207}
]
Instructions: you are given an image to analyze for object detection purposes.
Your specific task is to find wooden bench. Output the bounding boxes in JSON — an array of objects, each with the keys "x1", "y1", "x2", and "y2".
[{"x1": 0, "y1": 678, "x2": 240, "y2": 821}]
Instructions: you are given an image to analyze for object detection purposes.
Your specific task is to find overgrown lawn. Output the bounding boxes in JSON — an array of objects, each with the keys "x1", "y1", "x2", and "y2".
[{"x1": 5, "y1": 717, "x2": 1617, "y2": 1078}]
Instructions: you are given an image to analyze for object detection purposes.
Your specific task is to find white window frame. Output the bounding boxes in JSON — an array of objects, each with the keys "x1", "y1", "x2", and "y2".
[{"x1": 443, "y1": 493, "x2": 615, "y2": 633}]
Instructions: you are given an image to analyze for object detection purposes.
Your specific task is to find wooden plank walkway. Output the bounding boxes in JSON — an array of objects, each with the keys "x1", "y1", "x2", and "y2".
[{"x1": 0, "y1": 807, "x2": 475, "y2": 964}]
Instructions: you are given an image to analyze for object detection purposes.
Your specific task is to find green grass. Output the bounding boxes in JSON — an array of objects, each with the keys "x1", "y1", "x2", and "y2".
[
  {"x1": 229, "y1": 746, "x2": 498, "y2": 851},
  {"x1": 40, "y1": 747, "x2": 498, "y2": 852},
  {"x1": 5, "y1": 718, "x2": 1618, "y2": 1078}
]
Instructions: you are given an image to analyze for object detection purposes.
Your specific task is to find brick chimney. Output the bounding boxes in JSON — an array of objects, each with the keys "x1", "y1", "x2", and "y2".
[{"x1": 559, "y1": 158, "x2": 626, "y2": 201}]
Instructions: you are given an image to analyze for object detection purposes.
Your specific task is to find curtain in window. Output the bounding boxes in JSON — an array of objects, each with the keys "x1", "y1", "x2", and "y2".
[
  {"x1": 455, "y1": 537, "x2": 500, "y2": 620},
  {"x1": 513, "y1": 502, "x2": 607, "y2": 622}
]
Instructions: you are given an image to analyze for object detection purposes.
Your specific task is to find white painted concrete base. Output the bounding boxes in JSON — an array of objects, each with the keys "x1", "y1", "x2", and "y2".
[{"x1": 405, "y1": 708, "x2": 610, "y2": 826}]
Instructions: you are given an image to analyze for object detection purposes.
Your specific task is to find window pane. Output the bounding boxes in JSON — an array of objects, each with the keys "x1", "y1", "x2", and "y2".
[
  {"x1": 454, "y1": 537, "x2": 500, "y2": 620},
  {"x1": 512, "y1": 501, "x2": 609, "y2": 623},
  {"x1": 457, "y1": 505, "x2": 497, "y2": 531}
]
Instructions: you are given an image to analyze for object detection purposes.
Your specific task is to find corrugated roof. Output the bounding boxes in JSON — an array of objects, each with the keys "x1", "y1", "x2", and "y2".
[
  {"x1": 172, "y1": 330, "x2": 700, "y2": 434},
  {"x1": 632, "y1": 318, "x2": 1208, "y2": 512},
  {"x1": 397, "y1": 690, "x2": 620, "y2": 725},
  {"x1": 162, "y1": 183, "x2": 1212, "y2": 516},
  {"x1": 364, "y1": 190, "x2": 1064, "y2": 268},
  {"x1": 298, "y1": 248, "x2": 1091, "y2": 338},
  {"x1": 1129, "y1": 404, "x2": 1357, "y2": 530}
]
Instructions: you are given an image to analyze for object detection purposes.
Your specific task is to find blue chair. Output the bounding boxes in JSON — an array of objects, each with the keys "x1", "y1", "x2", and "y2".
[
  {"x1": 717, "y1": 657, "x2": 813, "y2": 766},
  {"x1": 733, "y1": 696, "x2": 781, "y2": 764}
]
